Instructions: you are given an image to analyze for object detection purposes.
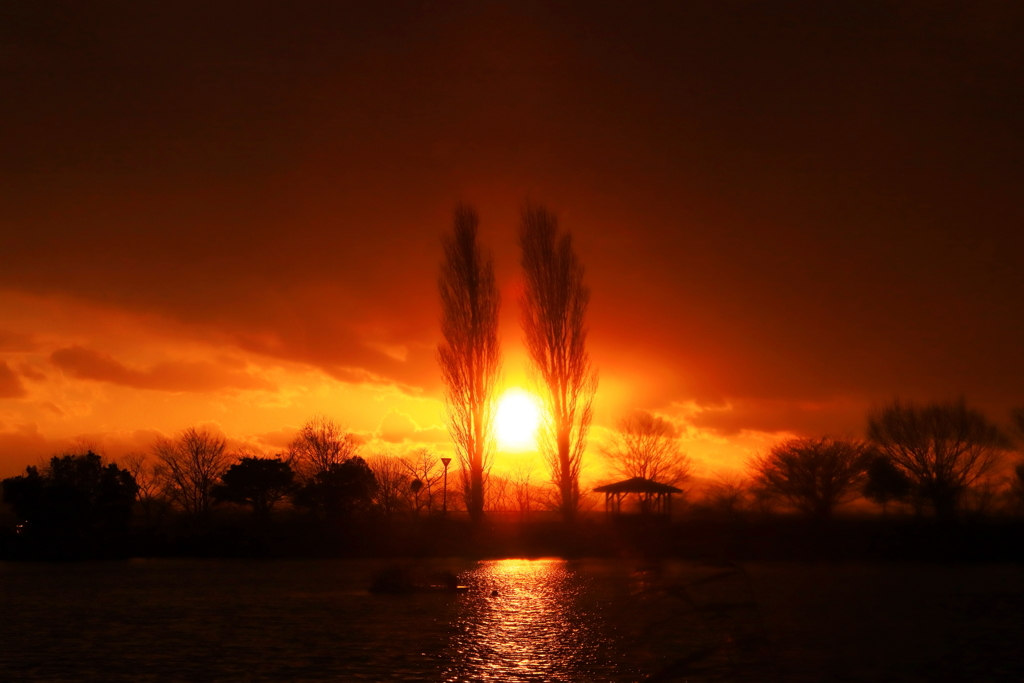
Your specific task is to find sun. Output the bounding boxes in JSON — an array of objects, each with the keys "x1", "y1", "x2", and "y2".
[{"x1": 495, "y1": 388, "x2": 542, "y2": 452}]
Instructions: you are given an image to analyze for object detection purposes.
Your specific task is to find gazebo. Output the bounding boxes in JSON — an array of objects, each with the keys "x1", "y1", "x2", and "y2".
[{"x1": 593, "y1": 477, "x2": 683, "y2": 519}]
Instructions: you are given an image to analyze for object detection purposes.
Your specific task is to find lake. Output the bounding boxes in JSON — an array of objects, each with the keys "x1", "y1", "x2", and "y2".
[{"x1": 0, "y1": 558, "x2": 1021, "y2": 681}]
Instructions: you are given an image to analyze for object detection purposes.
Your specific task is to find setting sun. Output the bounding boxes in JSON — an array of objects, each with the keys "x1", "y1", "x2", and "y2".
[{"x1": 495, "y1": 388, "x2": 542, "y2": 452}]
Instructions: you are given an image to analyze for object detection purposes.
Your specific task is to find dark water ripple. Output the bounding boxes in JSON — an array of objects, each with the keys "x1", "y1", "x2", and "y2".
[
  {"x1": 2, "y1": 559, "x2": 1021, "y2": 682},
  {"x1": 0, "y1": 558, "x2": 665, "y2": 682}
]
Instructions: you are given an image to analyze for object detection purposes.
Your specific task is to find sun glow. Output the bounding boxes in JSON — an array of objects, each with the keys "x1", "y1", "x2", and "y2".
[{"x1": 495, "y1": 388, "x2": 542, "y2": 452}]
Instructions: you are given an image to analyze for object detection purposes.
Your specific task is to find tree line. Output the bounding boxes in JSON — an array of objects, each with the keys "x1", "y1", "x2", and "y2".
[
  {"x1": 699, "y1": 398, "x2": 1024, "y2": 521},
  {"x1": 0, "y1": 416, "x2": 467, "y2": 550},
  {"x1": 2, "y1": 397, "x2": 1023, "y2": 557}
]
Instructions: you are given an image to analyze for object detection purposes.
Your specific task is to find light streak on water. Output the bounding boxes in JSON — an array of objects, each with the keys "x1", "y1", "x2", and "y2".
[{"x1": 443, "y1": 559, "x2": 619, "y2": 682}]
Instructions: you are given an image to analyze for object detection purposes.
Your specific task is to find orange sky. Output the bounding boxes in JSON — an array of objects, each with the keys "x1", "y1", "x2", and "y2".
[{"x1": 1, "y1": 2, "x2": 1023, "y2": 481}]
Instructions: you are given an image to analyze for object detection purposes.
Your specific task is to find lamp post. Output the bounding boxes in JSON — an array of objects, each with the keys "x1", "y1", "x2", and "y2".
[{"x1": 440, "y1": 457, "x2": 452, "y2": 519}]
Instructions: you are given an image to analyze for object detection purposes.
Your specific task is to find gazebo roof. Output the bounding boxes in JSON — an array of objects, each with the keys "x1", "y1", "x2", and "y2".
[{"x1": 593, "y1": 477, "x2": 683, "y2": 494}]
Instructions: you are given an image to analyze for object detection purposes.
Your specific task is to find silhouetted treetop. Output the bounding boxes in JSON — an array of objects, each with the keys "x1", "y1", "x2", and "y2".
[
  {"x1": 862, "y1": 454, "x2": 911, "y2": 514},
  {"x1": 750, "y1": 437, "x2": 874, "y2": 518},
  {"x1": 1, "y1": 451, "x2": 137, "y2": 541},
  {"x1": 602, "y1": 411, "x2": 693, "y2": 487},
  {"x1": 868, "y1": 398, "x2": 1009, "y2": 518},
  {"x1": 213, "y1": 456, "x2": 295, "y2": 521},
  {"x1": 294, "y1": 456, "x2": 377, "y2": 521},
  {"x1": 154, "y1": 426, "x2": 230, "y2": 518},
  {"x1": 288, "y1": 415, "x2": 360, "y2": 482}
]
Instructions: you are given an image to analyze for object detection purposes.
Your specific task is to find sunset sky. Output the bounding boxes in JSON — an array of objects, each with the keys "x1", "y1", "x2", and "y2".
[{"x1": 1, "y1": 2, "x2": 1022, "y2": 481}]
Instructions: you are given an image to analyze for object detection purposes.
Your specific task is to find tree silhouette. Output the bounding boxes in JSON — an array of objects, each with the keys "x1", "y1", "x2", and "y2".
[
  {"x1": 1013, "y1": 463, "x2": 1024, "y2": 512},
  {"x1": 288, "y1": 415, "x2": 360, "y2": 482},
  {"x1": 212, "y1": 456, "x2": 295, "y2": 521},
  {"x1": 121, "y1": 451, "x2": 166, "y2": 527},
  {"x1": 700, "y1": 475, "x2": 750, "y2": 520},
  {"x1": 602, "y1": 411, "x2": 693, "y2": 487},
  {"x1": 868, "y1": 399, "x2": 1009, "y2": 518},
  {"x1": 367, "y1": 452, "x2": 410, "y2": 522},
  {"x1": 403, "y1": 448, "x2": 442, "y2": 517},
  {"x1": 1, "y1": 451, "x2": 137, "y2": 544},
  {"x1": 519, "y1": 203, "x2": 597, "y2": 523},
  {"x1": 750, "y1": 437, "x2": 874, "y2": 518},
  {"x1": 862, "y1": 454, "x2": 911, "y2": 515},
  {"x1": 511, "y1": 462, "x2": 536, "y2": 522},
  {"x1": 294, "y1": 456, "x2": 377, "y2": 521},
  {"x1": 437, "y1": 205, "x2": 502, "y2": 523},
  {"x1": 1008, "y1": 409, "x2": 1024, "y2": 511},
  {"x1": 154, "y1": 427, "x2": 230, "y2": 518},
  {"x1": 1012, "y1": 407, "x2": 1024, "y2": 441}
]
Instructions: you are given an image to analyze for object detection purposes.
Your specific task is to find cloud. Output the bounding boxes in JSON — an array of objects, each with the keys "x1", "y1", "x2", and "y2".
[
  {"x1": 378, "y1": 409, "x2": 417, "y2": 443},
  {"x1": 0, "y1": 425, "x2": 180, "y2": 478},
  {"x1": 0, "y1": 423, "x2": 55, "y2": 476},
  {"x1": 681, "y1": 398, "x2": 870, "y2": 439},
  {"x1": 0, "y1": 361, "x2": 26, "y2": 398},
  {"x1": 377, "y1": 409, "x2": 449, "y2": 444},
  {"x1": 255, "y1": 427, "x2": 300, "y2": 450},
  {"x1": 50, "y1": 346, "x2": 276, "y2": 393},
  {"x1": 0, "y1": 329, "x2": 37, "y2": 352},
  {"x1": 16, "y1": 363, "x2": 47, "y2": 382}
]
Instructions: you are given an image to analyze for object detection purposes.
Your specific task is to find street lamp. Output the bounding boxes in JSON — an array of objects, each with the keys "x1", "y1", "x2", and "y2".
[{"x1": 440, "y1": 457, "x2": 452, "y2": 519}]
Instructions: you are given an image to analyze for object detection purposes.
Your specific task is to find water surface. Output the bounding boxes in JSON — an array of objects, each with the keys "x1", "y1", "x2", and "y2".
[{"x1": 1, "y1": 558, "x2": 1021, "y2": 682}]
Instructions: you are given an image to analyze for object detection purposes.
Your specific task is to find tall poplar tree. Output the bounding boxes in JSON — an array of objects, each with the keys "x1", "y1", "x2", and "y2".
[
  {"x1": 519, "y1": 203, "x2": 597, "y2": 523},
  {"x1": 438, "y1": 205, "x2": 502, "y2": 523}
]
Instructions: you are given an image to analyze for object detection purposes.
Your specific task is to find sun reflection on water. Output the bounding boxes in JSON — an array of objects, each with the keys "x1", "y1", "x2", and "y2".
[{"x1": 443, "y1": 559, "x2": 615, "y2": 682}]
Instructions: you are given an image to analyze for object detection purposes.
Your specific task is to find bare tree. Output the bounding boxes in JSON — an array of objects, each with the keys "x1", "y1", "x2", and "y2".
[
  {"x1": 437, "y1": 205, "x2": 502, "y2": 523},
  {"x1": 403, "y1": 448, "x2": 443, "y2": 517},
  {"x1": 868, "y1": 399, "x2": 1010, "y2": 518},
  {"x1": 511, "y1": 463, "x2": 536, "y2": 522},
  {"x1": 519, "y1": 203, "x2": 597, "y2": 523},
  {"x1": 153, "y1": 427, "x2": 231, "y2": 518},
  {"x1": 700, "y1": 474, "x2": 750, "y2": 520},
  {"x1": 602, "y1": 411, "x2": 693, "y2": 487},
  {"x1": 486, "y1": 474, "x2": 515, "y2": 518},
  {"x1": 367, "y1": 451, "x2": 410, "y2": 522},
  {"x1": 122, "y1": 452, "x2": 167, "y2": 526},
  {"x1": 288, "y1": 415, "x2": 359, "y2": 482},
  {"x1": 750, "y1": 436, "x2": 874, "y2": 518}
]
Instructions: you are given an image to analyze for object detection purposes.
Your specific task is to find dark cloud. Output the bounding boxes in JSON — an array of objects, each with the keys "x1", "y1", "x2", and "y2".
[
  {"x1": 686, "y1": 399, "x2": 871, "y2": 439},
  {"x1": 50, "y1": 346, "x2": 275, "y2": 393},
  {"x1": 0, "y1": 362, "x2": 27, "y2": 399},
  {"x1": 1, "y1": 2, "x2": 1023, "y2": 436}
]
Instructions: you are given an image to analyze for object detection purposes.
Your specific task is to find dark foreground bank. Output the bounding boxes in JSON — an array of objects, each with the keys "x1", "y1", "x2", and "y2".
[{"x1": 1, "y1": 513, "x2": 1022, "y2": 563}]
